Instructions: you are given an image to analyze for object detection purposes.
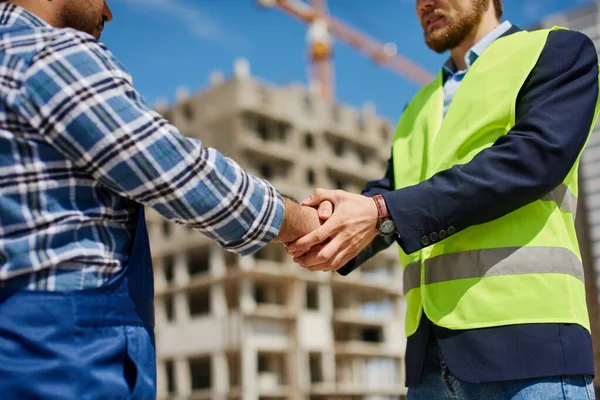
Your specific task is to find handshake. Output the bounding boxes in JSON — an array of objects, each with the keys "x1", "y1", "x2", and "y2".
[{"x1": 273, "y1": 188, "x2": 380, "y2": 272}]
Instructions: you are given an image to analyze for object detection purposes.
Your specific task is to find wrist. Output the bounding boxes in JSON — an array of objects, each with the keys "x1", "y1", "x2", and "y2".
[
  {"x1": 274, "y1": 200, "x2": 319, "y2": 243},
  {"x1": 274, "y1": 198, "x2": 298, "y2": 243}
]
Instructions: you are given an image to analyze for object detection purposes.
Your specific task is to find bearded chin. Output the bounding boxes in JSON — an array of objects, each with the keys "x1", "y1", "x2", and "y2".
[
  {"x1": 423, "y1": 0, "x2": 487, "y2": 53},
  {"x1": 425, "y1": 29, "x2": 468, "y2": 53}
]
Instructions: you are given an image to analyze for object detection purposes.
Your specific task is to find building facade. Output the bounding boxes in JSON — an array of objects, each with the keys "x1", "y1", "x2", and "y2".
[
  {"x1": 537, "y1": 0, "x2": 600, "y2": 300},
  {"x1": 148, "y1": 60, "x2": 407, "y2": 400},
  {"x1": 537, "y1": 2, "x2": 600, "y2": 391}
]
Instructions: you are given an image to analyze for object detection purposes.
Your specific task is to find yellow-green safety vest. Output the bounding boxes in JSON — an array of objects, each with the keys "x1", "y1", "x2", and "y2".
[{"x1": 393, "y1": 27, "x2": 600, "y2": 337}]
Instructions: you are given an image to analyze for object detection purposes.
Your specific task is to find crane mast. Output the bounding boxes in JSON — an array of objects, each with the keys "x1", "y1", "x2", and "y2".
[{"x1": 258, "y1": 0, "x2": 435, "y2": 99}]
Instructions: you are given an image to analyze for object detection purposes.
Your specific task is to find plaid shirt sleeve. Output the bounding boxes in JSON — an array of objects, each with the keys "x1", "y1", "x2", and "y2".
[{"x1": 15, "y1": 30, "x2": 284, "y2": 255}]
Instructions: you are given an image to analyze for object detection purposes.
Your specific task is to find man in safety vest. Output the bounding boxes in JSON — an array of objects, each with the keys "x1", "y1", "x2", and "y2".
[{"x1": 287, "y1": 0, "x2": 600, "y2": 398}]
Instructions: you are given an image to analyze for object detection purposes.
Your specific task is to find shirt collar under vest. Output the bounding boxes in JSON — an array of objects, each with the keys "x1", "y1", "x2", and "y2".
[{"x1": 441, "y1": 21, "x2": 517, "y2": 83}]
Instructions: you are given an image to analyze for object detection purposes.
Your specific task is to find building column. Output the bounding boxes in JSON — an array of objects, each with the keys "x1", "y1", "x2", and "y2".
[
  {"x1": 576, "y1": 169, "x2": 600, "y2": 391},
  {"x1": 174, "y1": 253, "x2": 189, "y2": 287},
  {"x1": 318, "y1": 283, "x2": 333, "y2": 315},
  {"x1": 291, "y1": 349, "x2": 307, "y2": 395},
  {"x1": 290, "y1": 280, "x2": 305, "y2": 398},
  {"x1": 155, "y1": 257, "x2": 167, "y2": 292},
  {"x1": 156, "y1": 361, "x2": 167, "y2": 399},
  {"x1": 290, "y1": 128, "x2": 307, "y2": 197},
  {"x1": 293, "y1": 281, "x2": 307, "y2": 311},
  {"x1": 241, "y1": 345, "x2": 258, "y2": 400},
  {"x1": 239, "y1": 253, "x2": 255, "y2": 271},
  {"x1": 284, "y1": 324, "x2": 302, "y2": 400},
  {"x1": 174, "y1": 291, "x2": 190, "y2": 324},
  {"x1": 212, "y1": 352, "x2": 229, "y2": 400},
  {"x1": 154, "y1": 298, "x2": 167, "y2": 328},
  {"x1": 395, "y1": 295, "x2": 406, "y2": 319},
  {"x1": 352, "y1": 357, "x2": 363, "y2": 386},
  {"x1": 240, "y1": 278, "x2": 256, "y2": 313},
  {"x1": 322, "y1": 351, "x2": 336, "y2": 384},
  {"x1": 175, "y1": 358, "x2": 191, "y2": 397},
  {"x1": 398, "y1": 357, "x2": 406, "y2": 388},
  {"x1": 319, "y1": 282, "x2": 336, "y2": 385},
  {"x1": 211, "y1": 283, "x2": 228, "y2": 318},
  {"x1": 211, "y1": 242, "x2": 228, "y2": 319},
  {"x1": 312, "y1": 132, "x2": 329, "y2": 188},
  {"x1": 210, "y1": 244, "x2": 226, "y2": 278}
]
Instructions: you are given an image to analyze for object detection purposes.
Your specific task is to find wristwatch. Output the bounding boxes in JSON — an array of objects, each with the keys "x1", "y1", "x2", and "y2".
[{"x1": 373, "y1": 194, "x2": 396, "y2": 236}]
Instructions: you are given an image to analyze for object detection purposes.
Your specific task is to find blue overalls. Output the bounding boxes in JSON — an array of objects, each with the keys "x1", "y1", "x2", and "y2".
[{"x1": 0, "y1": 207, "x2": 156, "y2": 399}]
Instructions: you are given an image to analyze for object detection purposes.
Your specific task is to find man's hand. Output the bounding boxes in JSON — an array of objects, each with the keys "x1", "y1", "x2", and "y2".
[
  {"x1": 287, "y1": 189, "x2": 379, "y2": 271},
  {"x1": 273, "y1": 198, "x2": 323, "y2": 244}
]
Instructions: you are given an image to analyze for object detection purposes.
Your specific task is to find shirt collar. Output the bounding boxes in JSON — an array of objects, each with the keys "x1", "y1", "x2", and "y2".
[
  {"x1": 442, "y1": 20, "x2": 513, "y2": 81},
  {"x1": 0, "y1": 3, "x2": 51, "y2": 29}
]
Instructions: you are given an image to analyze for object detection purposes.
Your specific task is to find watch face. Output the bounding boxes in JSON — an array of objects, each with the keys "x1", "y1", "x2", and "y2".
[{"x1": 380, "y1": 219, "x2": 396, "y2": 236}]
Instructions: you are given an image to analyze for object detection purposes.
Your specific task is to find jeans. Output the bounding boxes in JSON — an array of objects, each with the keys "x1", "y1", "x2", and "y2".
[{"x1": 407, "y1": 343, "x2": 595, "y2": 400}]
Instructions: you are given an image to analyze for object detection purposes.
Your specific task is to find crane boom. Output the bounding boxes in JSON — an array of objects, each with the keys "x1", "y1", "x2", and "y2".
[
  {"x1": 260, "y1": 0, "x2": 435, "y2": 95},
  {"x1": 309, "y1": 0, "x2": 333, "y2": 99}
]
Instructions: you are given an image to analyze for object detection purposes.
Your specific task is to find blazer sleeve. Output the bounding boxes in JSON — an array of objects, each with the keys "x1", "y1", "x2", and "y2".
[{"x1": 361, "y1": 156, "x2": 395, "y2": 197}]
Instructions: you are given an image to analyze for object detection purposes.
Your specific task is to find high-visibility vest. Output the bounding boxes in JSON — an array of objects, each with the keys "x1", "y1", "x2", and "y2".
[{"x1": 393, "y1": 27, "x2": 600, "y2": 337}]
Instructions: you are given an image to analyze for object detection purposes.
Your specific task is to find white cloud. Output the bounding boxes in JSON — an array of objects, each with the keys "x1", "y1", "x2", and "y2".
[{"x1": 121, "y1": 0, "x2": 233, "y2": 44}]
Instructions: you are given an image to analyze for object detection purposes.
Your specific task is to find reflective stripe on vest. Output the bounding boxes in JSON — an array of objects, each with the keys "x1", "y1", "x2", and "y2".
[
  {"x1": 403, "y1": 246, "x2": 583, "y2": 294},
  {"x1": 403, "y1": 181, "x2": 579, "y2": 295},
  {"x1": 541, "y1": 183, "x2": 577, "y2": 216}
]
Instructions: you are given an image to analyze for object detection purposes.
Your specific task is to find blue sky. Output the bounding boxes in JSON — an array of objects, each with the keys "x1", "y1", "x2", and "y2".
[{"x1": 102, "y1": 0, "x2": 593, "y2": 121}]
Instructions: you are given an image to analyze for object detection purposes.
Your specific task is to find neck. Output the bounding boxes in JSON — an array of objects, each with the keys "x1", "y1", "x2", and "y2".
[
  {"x1": 5, "y1": 0, "x2": 57, "y2": 26},
  {"x1": 450, "y1": 13, "x2": 500, "y2": 70}
]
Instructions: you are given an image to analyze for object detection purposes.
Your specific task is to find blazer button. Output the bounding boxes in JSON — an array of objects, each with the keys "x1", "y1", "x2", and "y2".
[
  {"x1": 447, "y1": 226, "x2": 456, "y2": 235},
  {"x1": 421, "y1": 235, "x2": 430, "y2": 246},
  {"x1": 439, "y1": 229, "x2": 447, "y2": 239},
  {"x1": 429, "y1": 232, "x2": 439, "y2": 242}
]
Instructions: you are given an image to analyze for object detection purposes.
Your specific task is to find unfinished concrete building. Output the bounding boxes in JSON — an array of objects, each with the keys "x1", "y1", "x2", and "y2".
[
  {"x1": 538, "y1": 3, "x2": 600, "y2": 390},
  {"x1": 147, "y1": 59, "x2": 406, "y2": 400}
]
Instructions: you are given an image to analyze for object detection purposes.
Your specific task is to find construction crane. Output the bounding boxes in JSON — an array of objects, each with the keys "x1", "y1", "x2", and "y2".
[{"x1": 257, "y1": 0, "x2": 435, "y2": 99}]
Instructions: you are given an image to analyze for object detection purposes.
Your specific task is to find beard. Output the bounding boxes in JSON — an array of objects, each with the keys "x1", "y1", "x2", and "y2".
[
  {"x1": 58, "y1": 0, "x2": 104, "y2": 39},
  {"x1": 423, "y1": 0, "x2": 488, "y2": 53}
]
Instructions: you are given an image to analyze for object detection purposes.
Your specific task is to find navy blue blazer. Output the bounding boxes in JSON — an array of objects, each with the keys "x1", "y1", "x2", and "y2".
[{"x1": 339, "y1": 26, "x2": 599, "y2": 386}]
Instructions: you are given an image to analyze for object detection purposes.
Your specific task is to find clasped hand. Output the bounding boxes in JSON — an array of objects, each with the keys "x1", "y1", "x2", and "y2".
[{"x1": 286, "y1": 189, "x2": 379, "y2": 272}]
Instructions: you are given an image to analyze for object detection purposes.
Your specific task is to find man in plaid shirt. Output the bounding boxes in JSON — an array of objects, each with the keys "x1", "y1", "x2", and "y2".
[{"x1": 0, "y1": 1, "x2": 321, "y2": 398}]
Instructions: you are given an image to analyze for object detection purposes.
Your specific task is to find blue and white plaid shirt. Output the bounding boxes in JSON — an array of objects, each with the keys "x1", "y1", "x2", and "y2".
[{"x1": 0, "y1": 4, "x2": 284, "y2": 291}]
